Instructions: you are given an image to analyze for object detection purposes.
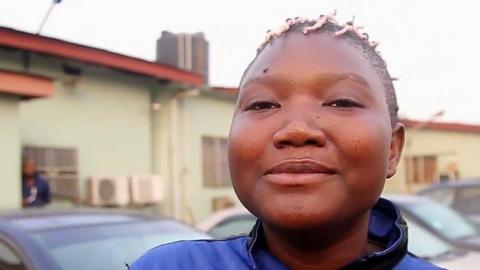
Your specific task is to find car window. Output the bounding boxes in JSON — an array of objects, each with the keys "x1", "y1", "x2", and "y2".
[
  {"x1": 422, "y1": 189, "x2": 455, "y2": 206},
  {"x1": 29, "y1": 220, "x2": 209, "y2": 270},
  {"x1": 405, "y1": 200, "x2": 479, "y2": 240},
  {"x1": 404, "y1": 216, "x2": 451, "y2": 259},
  {"x1": 208, "y1": 215, "x2": 256, "y2": 239},
  {"x1": 0, "y1": 240, "x2": 27, "y2": 270},
  {"x1": 455, "y1": 187, "x2": 480, "y2": 215}
]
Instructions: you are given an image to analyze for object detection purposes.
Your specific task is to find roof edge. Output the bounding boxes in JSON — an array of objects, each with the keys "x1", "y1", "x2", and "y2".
[
  {"x1": 401, "y1": 119, "x2": 480, "y2": 134},
  {"x1": 0, "y1": 27, "x2": 203, "y2": 87}
]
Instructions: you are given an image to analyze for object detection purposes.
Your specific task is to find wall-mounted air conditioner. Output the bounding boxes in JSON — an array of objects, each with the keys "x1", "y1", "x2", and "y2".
[
  {"x1": 129, "y1": 175, "x2": 163, "y2": 205},
  {"x1": 86, "y1": 176, "x2": 129, "y2": 206}
]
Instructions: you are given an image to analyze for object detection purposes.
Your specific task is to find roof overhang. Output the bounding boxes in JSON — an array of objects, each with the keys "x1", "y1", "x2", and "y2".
[
  {"x1": 402, "y1": 119, "x2": 480, "y2": 134},
  {"x1": 0, "y1": 70, "x2": 53, "y2": 99}
]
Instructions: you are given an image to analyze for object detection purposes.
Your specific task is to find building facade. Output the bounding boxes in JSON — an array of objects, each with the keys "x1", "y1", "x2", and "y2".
[
  {"x1": 0, "y1": 27, "x2": 205, "y2": 217},
  {"x1": 384, "y1": 120, "x2": 480, "y2": 194}
]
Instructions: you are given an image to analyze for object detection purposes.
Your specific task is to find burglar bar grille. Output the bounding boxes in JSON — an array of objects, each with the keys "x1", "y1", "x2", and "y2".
[{"x1": 22, "y1": 146, "x2": 79, "y2": 200}]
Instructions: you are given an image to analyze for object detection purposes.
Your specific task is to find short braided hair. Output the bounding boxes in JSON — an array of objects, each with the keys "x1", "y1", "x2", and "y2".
[{"x1": 240, "y1": 13, "x2": 399, "y2": 125}]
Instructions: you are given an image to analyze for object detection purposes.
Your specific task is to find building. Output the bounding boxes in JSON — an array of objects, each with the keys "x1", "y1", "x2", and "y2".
[
  {"x1": 156, "y1": 31, "x2": 209, "y2": 83},
  {"x1": 384, "y1": 119, "x2": 480, "y2": 194},
  {"x1": 0, "y1": 27, "x2": 237, "y2": 223},
  {"x1": 0, "y1": 70, "x2": 53, "y2": 209}
]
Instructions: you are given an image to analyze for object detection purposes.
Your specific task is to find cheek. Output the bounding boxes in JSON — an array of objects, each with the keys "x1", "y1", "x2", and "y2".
[
  {"x1": 337, "y1": 117, "x2": 391, "y2": 193},
  {"x1": 228, "y1": 115, "x2": 271, "y2": 190}
]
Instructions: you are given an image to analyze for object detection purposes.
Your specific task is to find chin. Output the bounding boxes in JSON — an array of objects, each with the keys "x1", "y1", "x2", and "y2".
[{"x1": 257, "y1": 199, "x2": 339, "y2": 231}]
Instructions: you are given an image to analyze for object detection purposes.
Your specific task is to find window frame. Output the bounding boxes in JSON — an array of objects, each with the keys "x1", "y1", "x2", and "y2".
[
  {"x1": 0, "y1": 229, "x2": 66, "y2": 270},
  {"x1": 406, "y1": 155, "x2": 439, "y2": 184},
  {"x1": 0, "y1": 234, "x2": 34, "y2": 270}
]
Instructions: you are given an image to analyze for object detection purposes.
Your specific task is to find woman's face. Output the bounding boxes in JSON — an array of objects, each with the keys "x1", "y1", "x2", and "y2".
[{"x1": 228, "y1": 32, "x2": 404, "y2": 230}]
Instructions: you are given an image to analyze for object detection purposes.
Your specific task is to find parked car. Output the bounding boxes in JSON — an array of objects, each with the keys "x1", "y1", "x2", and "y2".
[
  {"x1": 196, "y1": 207, "x2": 255, "y2": 238},
  {"x1": 387, "y1": 195, "x2": 480, "y2": 252},
  {"x1": 403, "y1": 215, "x2": 480, "y2": 269},
  {"x1": 0, "y1": 208, "x2": 210, "y2": 270},
  {"x1": 198, "y1": 199, "x2": 480, "y2": 269},
  {"x1": 417, "y1": 179, "x2": 480, "y2": 223}
]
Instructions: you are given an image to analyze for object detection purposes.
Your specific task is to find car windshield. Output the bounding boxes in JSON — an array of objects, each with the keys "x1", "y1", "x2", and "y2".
[
  {"x1": 404, "y1": 216, "x2": 452, "y2": 259},
  {"x1": 29, "y1": 220, "x2": 209, "y2": 270},
  {"x1": 404, "y1": 200, "x2": 479, "y2": 240}
]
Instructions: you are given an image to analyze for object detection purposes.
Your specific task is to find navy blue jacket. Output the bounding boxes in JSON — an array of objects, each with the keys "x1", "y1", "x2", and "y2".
[
  {"x1": 22, "y1": 175, "x2": 51, "y2": 207},
  {"x1": 131, "y1": 198, "x2": 443, "y2": 269}
]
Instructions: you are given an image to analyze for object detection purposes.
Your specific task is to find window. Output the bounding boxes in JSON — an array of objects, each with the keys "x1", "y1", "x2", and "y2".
[
  {"x1": 23, "y1": 146, "x2": 79, "y2": 200},
  {"x1": 402, "y1": 216, "x2": 451, "y2": 260},
  {"x1": 406, "y1": 155, "x2": 438, "y2": 184},
  {"x1": 405, "y1": 200, "x2": 479, "y2": 240},
  {"x1": 202, "y1": 137, "x2": 231, "y2": 187},
  {"x1": 422, "y1": 189, "x2": 455, "y2": 206},
  {"x1": 0, "y1": 240, "x2": 27, "y2": 270},
  {"x1": 29, "y1": 220, "x2": 208, "y2": 270}
]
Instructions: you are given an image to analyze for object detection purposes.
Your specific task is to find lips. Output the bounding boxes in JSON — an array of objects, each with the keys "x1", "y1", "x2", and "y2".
[
  {"x1": 263, "y1": 159, "x2": 337, "y2": 186},
  {"x1": 265, "y1": 159, "x2": 337, "y2": 175}
]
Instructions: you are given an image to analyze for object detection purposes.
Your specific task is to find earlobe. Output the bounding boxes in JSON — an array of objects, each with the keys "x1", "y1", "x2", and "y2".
[{"x1": 387, "y1": 123, "x2": 405, "y2": 178}]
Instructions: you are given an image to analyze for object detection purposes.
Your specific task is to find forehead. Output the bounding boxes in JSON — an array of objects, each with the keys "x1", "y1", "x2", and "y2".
[{"x1": 241, "y1": 32, "x2": 385, "y2": 94}]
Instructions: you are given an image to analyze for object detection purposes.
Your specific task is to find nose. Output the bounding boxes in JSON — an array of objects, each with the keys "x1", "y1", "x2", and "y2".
[{"x1": 273, "y1": 120, "x2": 327, "y2": 148}]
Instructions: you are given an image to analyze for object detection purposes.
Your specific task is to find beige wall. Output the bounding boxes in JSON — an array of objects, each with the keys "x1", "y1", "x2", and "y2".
[
  {"x1": 181, "y1": 95, "x2": 238, "y2": 223},
  {"x1": 384, "y1": 128, "x2": 480, "y2": 194},
  {"x1": 150, "y1": 90, "x2": 239, "y2": 222},
  {"x1": 150, "y1": 86, "x2": 180, "y2": 217},
  {"x1": 0, "y1": 94, "x2": 21, "y2": 210},
  {"x1": 0, "y1": 50, "x2": 155, "y2": 202}
]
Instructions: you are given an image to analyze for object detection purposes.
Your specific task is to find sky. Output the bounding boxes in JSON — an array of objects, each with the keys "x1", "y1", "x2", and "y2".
[{"x1": 1, "y1": 0, "x2": 479, "y2": 124}]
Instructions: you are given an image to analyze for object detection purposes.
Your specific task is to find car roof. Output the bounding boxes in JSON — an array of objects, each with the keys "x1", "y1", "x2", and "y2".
[
  {"x1": 0, "y1": 208, "x2": 159, "y2": 232},
  {"x1": 197, "y1": 207, "x2": 253, "y2": 231},
  {"x1": 418, "y1": 179, "x2": 480, "y2": 194},
  {"x1": 382, "y1": 194, "x2": 434, "y2": 205}
]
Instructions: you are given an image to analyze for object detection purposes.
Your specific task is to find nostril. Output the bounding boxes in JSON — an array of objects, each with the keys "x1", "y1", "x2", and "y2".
[
  {"x1": 276, "y1": 138, "x2": 323, "y2": 148},
  {"x1": 305, "y1": 139, "x2": 319, "y2": 145},
  {"x1": 276, "y1": 139, "x2": 292, "y2": 148}
]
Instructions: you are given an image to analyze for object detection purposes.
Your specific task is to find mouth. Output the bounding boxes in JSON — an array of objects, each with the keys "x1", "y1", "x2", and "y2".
[{"x1": 263, "y1": 159, "x2": 337, "y2": 186}]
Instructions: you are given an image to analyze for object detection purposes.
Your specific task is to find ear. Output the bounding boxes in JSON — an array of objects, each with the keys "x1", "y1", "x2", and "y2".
[{"x1": 387, "y1": 122, "x2": 405, "y2": 178}]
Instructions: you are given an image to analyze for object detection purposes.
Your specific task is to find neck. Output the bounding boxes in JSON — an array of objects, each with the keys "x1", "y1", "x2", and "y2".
[{"x1": 262, "y1": 211, "x2": 373, "y2": 270}]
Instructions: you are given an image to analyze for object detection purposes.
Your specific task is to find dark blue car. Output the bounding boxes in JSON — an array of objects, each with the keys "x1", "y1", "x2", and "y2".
[{"x1": 0, "y1": 208, "x2": 210, "y2": 270}]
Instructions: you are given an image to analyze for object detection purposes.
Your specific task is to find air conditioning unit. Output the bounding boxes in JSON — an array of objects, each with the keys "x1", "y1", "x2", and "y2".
[
  {"x1": 129, "y1": 175, "x2": 163, "y2": 205},
  {"x1": 86, "y1": 176, "x2": 129, "y2": 206}
]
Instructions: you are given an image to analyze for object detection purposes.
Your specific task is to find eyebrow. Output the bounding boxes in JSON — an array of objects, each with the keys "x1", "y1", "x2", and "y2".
[{"x1": 241, "y1": 72, "x2": 371, "y2": 90}]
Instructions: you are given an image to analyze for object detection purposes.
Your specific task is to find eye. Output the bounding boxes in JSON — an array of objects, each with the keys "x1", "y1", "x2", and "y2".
[
  {"x1": 324, "y1": 98, "x2": 363, "y2": 108},
  {"x1": 245, "y1": 101, "x2": 280, "y2": 111}
]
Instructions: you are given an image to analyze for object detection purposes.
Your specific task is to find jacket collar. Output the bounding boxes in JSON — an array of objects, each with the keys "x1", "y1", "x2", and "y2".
[{"x1": 246, "y1": 197, "x2": 408, "y2": 269}]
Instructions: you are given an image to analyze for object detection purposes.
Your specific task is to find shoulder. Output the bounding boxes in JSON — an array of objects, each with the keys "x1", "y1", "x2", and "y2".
[
  {"x1": 36, "y1": 176, "x2": 48, "y2": 185},
  {"x1": 394, "y1": 254, "x2": 446, "y2": 270},
  {"x1": 130, "y1": 236, "x2": 250, "y2": 270}
]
